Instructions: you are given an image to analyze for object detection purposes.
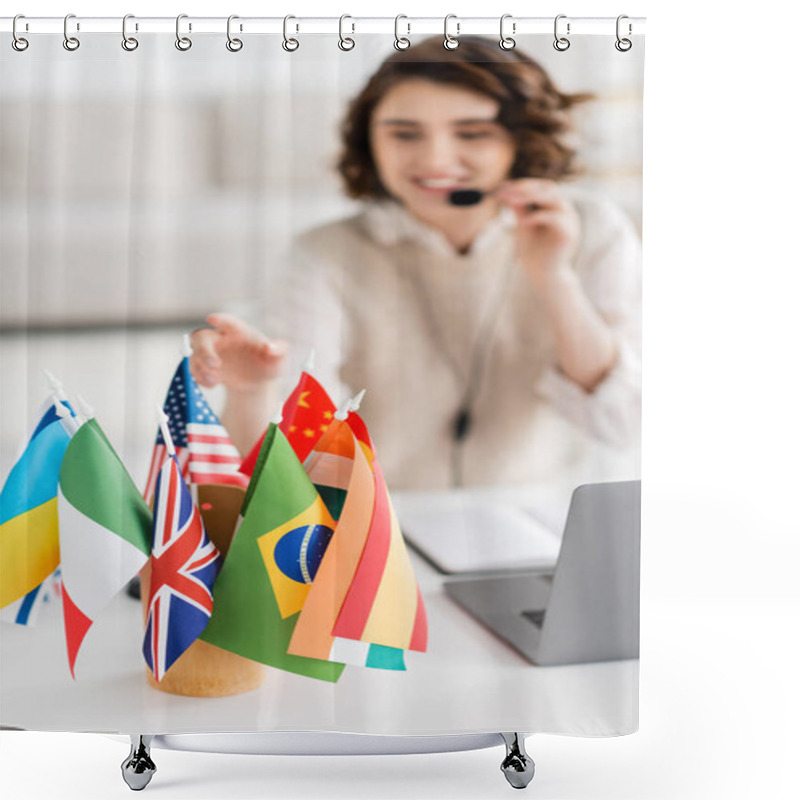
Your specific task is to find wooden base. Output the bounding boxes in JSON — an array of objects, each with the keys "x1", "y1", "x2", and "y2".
[{"x1": 144, "y1": 638, "x2": 267, "y2": 697}]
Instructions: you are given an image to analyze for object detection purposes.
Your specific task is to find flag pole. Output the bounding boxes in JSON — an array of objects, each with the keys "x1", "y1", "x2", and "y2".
[
  {"x1": 43, "y1": 369, "x2": 69, "y2": 402},
  {"x1": 55, "y1": 399, "x2": 81, "y2": 437},
  {"x1": 157, "y1": 407, "x2": 177, "y2": 458},
  {"x1": 301, "y1": 348, "x2": 316, "y2": 374},
  {"x1": 334, "y1": 399, "x2": 351, "y2": 421},
  {"x1": 349, "y1": 389, "x2": 366, "y2": 413},
  {"x1": 334, "y1": 389, "x2": 367, "y2": 421},
  {"x1": 75, "y1": 395, "x2": 95, "y2": 421}
]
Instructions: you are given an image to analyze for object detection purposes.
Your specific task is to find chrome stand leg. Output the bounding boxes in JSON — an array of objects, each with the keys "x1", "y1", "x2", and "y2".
[
  {"x1": 121, "y1": 735, "x2": 156, "y2": 791},
  {"x1": 500, "y1": 733, "x2": 535, "y2": 789}
]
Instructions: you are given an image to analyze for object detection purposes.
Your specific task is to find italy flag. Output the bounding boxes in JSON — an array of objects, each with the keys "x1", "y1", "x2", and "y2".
[{"x1": 57, "y1": 418, "x2": 152, "y2": 677}]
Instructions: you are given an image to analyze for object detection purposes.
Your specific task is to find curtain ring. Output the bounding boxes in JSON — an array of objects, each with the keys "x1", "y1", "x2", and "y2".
[
  {"x1": 283, "y1": 15, "x2": 299, "y2": 51},
  {"x1": 443, "y1": 14, "x2": 459, "y2": 50},
  {"x1": 63, "y1": 13, "x2": 80, "y2": 51},
  {"x1": 12, "y1": 15, "x2": 29, "y2": 52},
  {"x1": 122, "y1": 14, "x2": 139, "y2": 51},
  {"x1": 615, "y1": 15, "x2": 633, "y2": 52},
  {"x1": 338, "y1": 14, "x2": 355, "y2": 51},
  {"x1": 226, "y1": 15, "x2": 243, "y2": 52},
  {"x1": 394, "y1": 14, "x2": 410, "y2": 50},
  {"x1": 553, "y1": 14, "x2": 570, "y2": 52},
  {"x1": 175, "y1": 14, "x2": 192, "y2": 51},
  {"x1": 499, "y1": 14, "x2": 516, "y2": 50}
]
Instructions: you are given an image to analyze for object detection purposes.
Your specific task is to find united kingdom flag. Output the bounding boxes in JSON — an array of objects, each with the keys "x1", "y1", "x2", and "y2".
[{"x1": 143, "y1": 454, "x2": 222, "y2": 682}]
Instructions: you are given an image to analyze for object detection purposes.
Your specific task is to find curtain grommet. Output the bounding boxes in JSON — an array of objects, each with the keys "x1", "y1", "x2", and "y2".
[
  {"x1": 12, "y1": 14, "x2": 29, "y2": 51},
  {"x1": 499, "y1": 14, "x2": 516, "y2": 50},
  {"x1": 121, "y1": 15, "x2": 139, "y2": 52},
  {"x1": 226, "y1": 15, "x2": 243, "y2": 52},
  {"x1": 394, "y1": 15, "x2": 410, "y2": 51},
  {"x1": 615, "y1": 15, "x2": 633, "y2": 51},
  {"x1": 282, "y1": 15, "x2": 299, "y2": 52},
  {"x1": 63, "y1": 13, "x2": 80, "y2": 51},
  {"x1": 175, "y1": 14, "x2": 192, "y2": 51},
  {"x1": 443, "y1": 14, "x2": 459, "y2": 50},
  {"x1": 338, "y1": 14, "x2": 355, "y2": 51},
  {"x1": 553, "y1": 14, "x2": 570, "y2": 52}
]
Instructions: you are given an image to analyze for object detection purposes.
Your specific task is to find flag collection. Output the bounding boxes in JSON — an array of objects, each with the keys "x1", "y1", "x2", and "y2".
[{"x1": 0, "y1": 351, "x2": 428, "y2": 686}]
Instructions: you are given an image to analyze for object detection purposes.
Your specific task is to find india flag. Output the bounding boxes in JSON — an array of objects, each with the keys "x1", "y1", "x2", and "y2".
[
  {"x1": 58, "y1": 418, "x2": 152, "y2": 677},
  {"x1": 303, "y1": 418, "x2": 357, "y2": 521}
]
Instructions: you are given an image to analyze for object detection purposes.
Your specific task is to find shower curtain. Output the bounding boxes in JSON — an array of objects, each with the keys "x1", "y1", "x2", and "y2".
[{"x1": 0, "y1": 18, "x2": 643, "y2": 742}]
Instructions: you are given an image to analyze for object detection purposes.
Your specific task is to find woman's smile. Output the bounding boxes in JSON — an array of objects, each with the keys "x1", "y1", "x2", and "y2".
[
  {"x1": 413, "y1": 175, "x2": 471, "y2": 194},
  {"x1": 369, "y1": 79, "x2": 516, "y2": 235}
]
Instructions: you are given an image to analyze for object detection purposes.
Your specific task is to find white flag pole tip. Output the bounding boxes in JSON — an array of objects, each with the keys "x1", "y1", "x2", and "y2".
[
  {"x1": 349, "y1": 389, "x2": 366, "y2": 412},
  {"x1": 157, "y1": 406, "x2": 176, "y2": 456},
  {"x1": 182, "y1": 333, "x2": 194, "y2": 358},
  {"x1": 334, "y1": 398, "x2": 351, "y2": 421},
  {"x1": 270, "y1": 410, "x2": 283, "y2": 425},
  {"x1": 301, "y1": 348, "x2": 316, "y2": 373},
  {"x1": 43, "y1": 369, "x2": 67, "y2": 399},
  {"x1": 54, "y1": 399, "x2": 71, "y2": 418},
  {"x1": 75, "y1": 395, "x2": 95, "y2": 420}
]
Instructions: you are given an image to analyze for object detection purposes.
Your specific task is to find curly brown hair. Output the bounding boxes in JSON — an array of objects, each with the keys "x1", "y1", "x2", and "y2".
[{"x1": 337, "y1": 36, "x2": 592, "y2": 200}]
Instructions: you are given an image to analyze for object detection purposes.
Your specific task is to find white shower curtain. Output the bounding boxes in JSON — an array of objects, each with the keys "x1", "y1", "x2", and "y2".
[{"x1": 0, "y1": 22, "x2": 643, "y2": 741}]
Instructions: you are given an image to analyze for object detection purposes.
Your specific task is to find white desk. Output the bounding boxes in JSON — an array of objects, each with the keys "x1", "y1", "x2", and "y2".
[{"x1": 0, "y1": 548, "x2": 637, "y2": 738}]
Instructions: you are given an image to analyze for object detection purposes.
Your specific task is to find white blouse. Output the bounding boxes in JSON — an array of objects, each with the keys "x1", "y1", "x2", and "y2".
[{"x1": 258, "y1": 189, "x2": 641, "y2": 490}]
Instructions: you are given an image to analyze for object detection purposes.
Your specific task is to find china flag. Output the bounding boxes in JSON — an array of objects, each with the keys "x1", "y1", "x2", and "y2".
[{"x1": 240, "y1": 372, "x2": 336, "y2": 476}]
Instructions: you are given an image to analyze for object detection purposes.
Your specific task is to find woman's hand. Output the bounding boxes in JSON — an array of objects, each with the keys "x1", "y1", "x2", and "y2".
[
  {"x1": 494, "y1": 179, "x2": 581, "y2": 288},
  {"x1": 189, "y1": 312, "x2": 287, "y2": 394}
]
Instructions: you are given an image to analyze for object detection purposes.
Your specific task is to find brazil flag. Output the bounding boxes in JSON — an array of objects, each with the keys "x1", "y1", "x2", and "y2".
[{"x1": 200, "y1": 424, "x2": 345, "y2": 682}]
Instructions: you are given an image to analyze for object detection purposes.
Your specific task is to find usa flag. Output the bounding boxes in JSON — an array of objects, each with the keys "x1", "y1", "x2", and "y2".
[
  {"x1": 143, "y1": 454, "x2": 222, "y2": 682},
  {"x1": 143, "y1": 357, "x2": 248, "y2": 502}
]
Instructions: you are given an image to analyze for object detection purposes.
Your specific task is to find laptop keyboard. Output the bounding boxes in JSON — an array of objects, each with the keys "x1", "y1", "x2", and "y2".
[{"x1": 521, "y1": 609, "x2": 547, "y2": 629}]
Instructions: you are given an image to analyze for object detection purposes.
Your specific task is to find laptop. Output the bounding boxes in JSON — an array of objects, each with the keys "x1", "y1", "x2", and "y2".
[
  {"x1": 444, "y1": 481, "x2": 640, "y2": 666},
  {"x1": 394, "y1": 489, "x2": 566, "y2": 574}
]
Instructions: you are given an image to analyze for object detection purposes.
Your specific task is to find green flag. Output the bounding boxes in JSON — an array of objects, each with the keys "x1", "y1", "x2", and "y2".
[
  {"x1": 58, "y1": 418, "x2": 152, "y2": 676},
  {"x1": 200, "y1": 425, "x2": 345, "y2": 682}
]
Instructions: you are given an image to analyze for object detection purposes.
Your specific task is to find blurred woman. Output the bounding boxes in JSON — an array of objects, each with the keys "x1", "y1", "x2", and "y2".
[{"x1": 191, "y1": 37, "x2": 641, "y2": 490}]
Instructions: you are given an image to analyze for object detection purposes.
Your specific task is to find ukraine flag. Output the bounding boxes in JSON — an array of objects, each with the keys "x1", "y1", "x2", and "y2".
[{"x1": 0, "y1": 409, "x2": 74, "y2": 609}]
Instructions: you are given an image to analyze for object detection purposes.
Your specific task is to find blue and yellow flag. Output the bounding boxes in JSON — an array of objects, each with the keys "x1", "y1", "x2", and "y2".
[{"x1": 0, "y1": 408, "x2": 74, "y2": 609}]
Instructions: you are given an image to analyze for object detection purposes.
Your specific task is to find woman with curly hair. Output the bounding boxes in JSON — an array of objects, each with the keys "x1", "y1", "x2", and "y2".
[{"x1": 190, "y1": 37, "x2": 641, "y2": 490}]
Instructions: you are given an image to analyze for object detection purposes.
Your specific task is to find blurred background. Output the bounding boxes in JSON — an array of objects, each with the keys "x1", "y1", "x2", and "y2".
[{"x1": 0, "y1": 32, "x2": 643, "y2": 485}]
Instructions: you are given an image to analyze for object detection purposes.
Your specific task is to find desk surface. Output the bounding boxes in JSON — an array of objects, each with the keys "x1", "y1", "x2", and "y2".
[{"x1": 0, "y1": 548, "x2": 637, "y2": 738}]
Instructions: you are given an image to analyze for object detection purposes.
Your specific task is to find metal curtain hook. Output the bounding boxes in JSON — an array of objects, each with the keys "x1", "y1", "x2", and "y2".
[
  {"x1": 226, "y1": 15, "x2": 243, "y2": 51},
  {"x1": 12, "y1": 14, "x2": 29, "y2": 51},
  {"x1": 176, "y1": 14, "x2": 192, "y2": 51},
  {"x1": 553, "y1": 14, "x2": 570, "y2": 52},
  {"x1": 444, "y1": 14, "x2": 459, "y2": 50},
  {"x1": 394, "y1": 14, "x2": 410, "y2": 50},
  {"x1": 338, "y1": 14, "x2": 355, "y2": 51},
  {"x1": 615, "y1": 14, "x2": 632, "y2": 51},
  {"x1": 283, "y1": 15, "x2": 299, "y2": 51},
  {"x1": 499, "y1": 14, "x2": 516, "y2": 50},
  {"x1": 122, "y1": 14, "x2": 139, "y2": 51},
  {"x1": 63, "y1": 13, "x2": 80, "y2": 51}
]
